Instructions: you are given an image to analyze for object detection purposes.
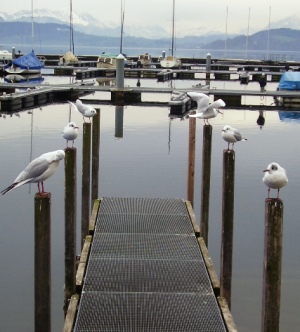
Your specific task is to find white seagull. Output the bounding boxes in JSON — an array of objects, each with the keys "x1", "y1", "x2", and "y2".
[
  {"x1": 62, "y1": 122, "x2": 79, "y2": 147},
  {"x1": 1, "y1": 150, "x2": 65, "y2": 195},
  {"x1": 187, "y1": 92, "x2": 225, "y2": 125},
  {"x1": 222, "y1": 125, "x2": 247, "y2": 150},
  {"x1": 263, "y1": 162, "x2": 288, "y2": 199},
  {"x1": 68, "y1": 99, "x2": 96, "y2": 122}
]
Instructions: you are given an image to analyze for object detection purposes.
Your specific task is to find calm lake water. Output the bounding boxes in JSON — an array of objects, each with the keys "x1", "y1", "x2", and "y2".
[{"x1": 0, "y1": 72, "x2": 300, "y2": 331}]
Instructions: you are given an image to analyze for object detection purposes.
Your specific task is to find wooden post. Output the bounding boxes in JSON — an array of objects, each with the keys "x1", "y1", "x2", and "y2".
[
  {"x1": 261, "y1": 199, "x2": 283, "y2": 332},
  {"x1": 200, "y1": 125, "x2": 212, "y2": 245},
  {"x1": 91, "y1": 108, "x2": 100, "y2": 202},
  {"x1": 220, "y1": 149, "x2": 235, "y2": 309},
  {"x1": 34, "y1": 193, "x2": 51, "y2": 332},
  {"x1": 64, "y1": 148, "x2": 77, "y2": 315},
  {"x1": 187, "y1": 115, "x2": 196, "y2": 206},
  {"x1": 81, "y1": 122, "x2": 91, "y2": 248}
]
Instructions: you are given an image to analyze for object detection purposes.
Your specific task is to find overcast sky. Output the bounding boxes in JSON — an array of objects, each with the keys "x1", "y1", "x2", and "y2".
[{"x1": 1, "y1": 0, "x2": 297, "y2": 35}]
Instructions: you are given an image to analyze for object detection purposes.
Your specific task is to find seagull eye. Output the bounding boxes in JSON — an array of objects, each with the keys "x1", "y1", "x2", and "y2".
[{"x1": 271, "y1": 165, "x2": 277, "y2": 170}]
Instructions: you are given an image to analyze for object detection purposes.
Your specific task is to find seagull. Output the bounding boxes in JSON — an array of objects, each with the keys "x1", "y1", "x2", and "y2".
[
  {"x1": 222, "y1": 125, "x2": 247, "y2": 150},
  {"x1": 62, "y1": 122, "x2": 79, "y2": 147},
  {"x1": 1, "y1": 150, "x2": 65, "y2": 196},
  {"x1": 187, "y1": 92, "x2": 225, "y2": 125},
  {"x1": 68, "y1": 99, "x2": 96, "y2": 122},
  {"x1": 263, "y1": 162, "x2": 288, "y2": 199}
]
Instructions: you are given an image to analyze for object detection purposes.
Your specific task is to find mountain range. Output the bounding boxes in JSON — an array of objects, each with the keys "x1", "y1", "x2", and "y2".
[
  {"x1": 0, "y1": 9, "x2": 300, "y2": 39},
  {"x1": 1, "y1": 10, "x2": 300, "y2": 54}
]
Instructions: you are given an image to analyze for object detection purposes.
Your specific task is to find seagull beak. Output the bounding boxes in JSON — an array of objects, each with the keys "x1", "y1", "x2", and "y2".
[
  {"x1": 263, "y1": 169, "x2": 269, "y2": 172},
  {"x1": 218, "y1": 110, "x2": 223, "y2": 115}
]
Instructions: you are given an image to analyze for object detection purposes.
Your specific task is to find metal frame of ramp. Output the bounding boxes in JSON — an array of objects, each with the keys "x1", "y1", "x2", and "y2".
[{"x1": 65, "y1": 197, "x2": 236, "y2": 331}]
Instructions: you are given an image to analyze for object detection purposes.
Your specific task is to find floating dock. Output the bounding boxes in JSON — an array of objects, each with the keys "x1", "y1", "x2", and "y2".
[{"x1": 64, "y1": 197, "x2": 236, "y2": 331}]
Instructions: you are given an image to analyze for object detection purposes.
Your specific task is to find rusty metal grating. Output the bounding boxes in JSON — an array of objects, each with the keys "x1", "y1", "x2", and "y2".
[
  {"x1": 73, "y1": 197, "x2": 227, "y2": 331},
  {"x1": 74, "y1": 292, "x2": 226, "y2": 331}
]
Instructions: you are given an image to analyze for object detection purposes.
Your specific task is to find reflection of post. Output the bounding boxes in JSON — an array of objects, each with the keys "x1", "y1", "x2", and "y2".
[
  {"x1": 262, "y1": 199, "x2": 283, "y2": 332},
  {"x1": 201, "y1": 125, "x2": 212, "y2": 245},
  {"x1": 220, "y1": 149, "x2": 235, "y2": 309},
  {"x1": 35, "y1": 193, "x2": 51, "y2": 332},
  {"x1": 115, "y1": 105, "x2": 124, "y2": 139},
  {"x1": 64, "y1": 148, "x2": 77, "y2": 315},
  {"x1": 92, "y1": 108, "x2": 100, "y2": 201},
  {"x1": 81, "y1": 123, "x2": 91, "y2": 248},
  {"x1": 187, "y1": 115, "x2": 196, "y2": 206}
]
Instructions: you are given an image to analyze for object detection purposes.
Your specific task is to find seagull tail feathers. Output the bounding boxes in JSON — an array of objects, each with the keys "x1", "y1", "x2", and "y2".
[
  {"x1": 1, "y1": 183, "x2": 18, "y2": 195},
  {"x1": 1, "y1": 179, "x2": 32, "y2": 195}
]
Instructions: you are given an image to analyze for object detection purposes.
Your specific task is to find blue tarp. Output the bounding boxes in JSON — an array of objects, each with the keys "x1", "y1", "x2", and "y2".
[
  {"x1": 4, "y1": 51, "x2": 44, "y2": 70},
  {"x1": 278, "y1": 72, "x2": 300, "y2": 90}
]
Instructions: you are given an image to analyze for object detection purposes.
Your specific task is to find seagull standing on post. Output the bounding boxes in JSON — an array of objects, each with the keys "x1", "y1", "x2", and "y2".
[
  {"x1": 68, "y1": 99, "x2": 96, "y2": 123},
  {"x1": 62, "y1": 122, "x2": 79, "y2": 148},
  {"x1": 222, "y1": 125, "x2": 247, "y2": 150},
  {"x1": 1, "y1": 150, "x2": 65, "y2": 196},
  {"x1": 187, "y1": 92, "x2": 225, "y2": 125},
  {"x1": 262, "y1": 162, "x2": 288, "y2": 199}
]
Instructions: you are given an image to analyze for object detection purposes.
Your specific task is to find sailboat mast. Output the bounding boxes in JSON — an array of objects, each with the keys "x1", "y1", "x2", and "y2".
[
  {"x1": 31, "y1": 0, "x2": 34, "y2": 51},
  {"x1": 120, "y1": 0, "x2": 125, "y2": 54},
  {"x1": 171, "y1": 0, "x2": 175, "y2": 56},
  {"x1": 70, "y1": 0, "x2": 74, "y2": 53}
]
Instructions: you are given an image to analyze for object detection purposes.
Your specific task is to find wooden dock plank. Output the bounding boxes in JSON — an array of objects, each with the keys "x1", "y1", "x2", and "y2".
[
  {"x1": 63, "y1": 294, "x2": 80, "y2": 332},
  {"x1": 76, "y1": 235, "x2": 92, "y2": 292}
]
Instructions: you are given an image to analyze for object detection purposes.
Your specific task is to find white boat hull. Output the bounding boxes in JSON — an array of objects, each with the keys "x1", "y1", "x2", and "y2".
[
  {"x1": 4, "y1": 67, "x2": 41, "y2": 75},
  {"x1": 160, "y1": 56, "x2": 181, "y2": 69}
]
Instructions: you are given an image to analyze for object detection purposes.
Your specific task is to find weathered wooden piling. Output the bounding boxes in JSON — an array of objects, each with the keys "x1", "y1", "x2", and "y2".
[
  {"x1": 261, "y1": 199, "x2": 283, "y2": 332},
  {"x1": 206, "y1": 53, "x2": 211, "y2": 80},
  {"x1": 220, "y1": 149, "x2": 235, "y2": 309},
  {"x1": 200, "y1": 125, "x2": 213, "y2": 245},
  {"x1": 81, "y1": 123, "x2": 91, "y2": 247},
  {"x1": 64, "y1": 148, "x2": 77, "y2": 315},
  {"x1": 115, "y1": 105, "x2": 124, "y2": 138},
  {"x1": 187, "y1": 115, "x2": 196, "y2": 206},
  {"x1": 92, "y1": 108, "x2": 100, "y2": 201},
  {"x1": 34, "y1": 193, "x2": 51, "y2": 332}
]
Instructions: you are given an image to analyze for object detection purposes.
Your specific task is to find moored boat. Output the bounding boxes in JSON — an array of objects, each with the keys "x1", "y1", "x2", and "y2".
[{"x1": 4, "y1": 50, "x2": 44, "y2": 75}]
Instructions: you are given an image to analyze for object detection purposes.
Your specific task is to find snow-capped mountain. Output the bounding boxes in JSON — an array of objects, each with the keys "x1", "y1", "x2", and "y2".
[
  {"x1": 0, "y1": 10, "x2": 299, "y2": 39},
  {"x1": 0, "y1": 9, "x2": 168, "y2": 39}
]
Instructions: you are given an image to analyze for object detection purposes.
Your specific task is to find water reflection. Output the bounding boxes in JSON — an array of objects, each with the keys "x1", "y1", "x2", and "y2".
[{"x1": 0, "y1": 95, "x2": 300, "y2": 331}]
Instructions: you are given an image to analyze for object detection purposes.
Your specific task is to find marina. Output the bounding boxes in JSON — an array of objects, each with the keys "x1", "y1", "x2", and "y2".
[{"x1": 0, "y1": 54, "x2": 300, "y2": 331}]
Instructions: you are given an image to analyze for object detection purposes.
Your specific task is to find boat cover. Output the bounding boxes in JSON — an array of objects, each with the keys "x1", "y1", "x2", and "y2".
[
  {"x1": 278, "y1": 72, "x2": 300, "y2": 90},
  {"x1": 4, "y1": 51, "x2": 44, "y2": 70}
]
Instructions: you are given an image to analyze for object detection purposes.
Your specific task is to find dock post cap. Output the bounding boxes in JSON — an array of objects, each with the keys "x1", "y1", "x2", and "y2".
[{"x1": 117, "y1": 53, "x2": 125, "y2": 59}]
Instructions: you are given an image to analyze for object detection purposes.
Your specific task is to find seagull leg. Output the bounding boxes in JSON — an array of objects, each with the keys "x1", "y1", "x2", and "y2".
[
  {"x1": 37, "y1": 183, "x2": 41, "y2": 194},
  {"x1": 277, "y1": 189, "x2": 280, "y2": 199},
  {"x1": 267, "y1": 188, "x2": 270, "y2": 198}
]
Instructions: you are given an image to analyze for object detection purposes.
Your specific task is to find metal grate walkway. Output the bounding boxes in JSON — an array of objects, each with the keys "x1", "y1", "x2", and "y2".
[{"x1": 73, "y1": 197, "x2": 228, "y2": 331}]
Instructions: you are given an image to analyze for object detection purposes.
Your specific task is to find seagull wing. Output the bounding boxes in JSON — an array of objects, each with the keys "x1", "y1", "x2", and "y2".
[
  {"x1": 68, "y1": 100, "x2": 84, "y2": 116},
  {"x1": 232, "y1": 127, "x2": 242, "y2": 141},
  {"x1": 14, "y1": 156, "x2": 50, "y2": 183},
  {"x1": 189, "y1": 112, "x2": 205, "y2": 118},
  {"x1": 75, "y1": 99, "x2": 85, "y2": 115}
]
